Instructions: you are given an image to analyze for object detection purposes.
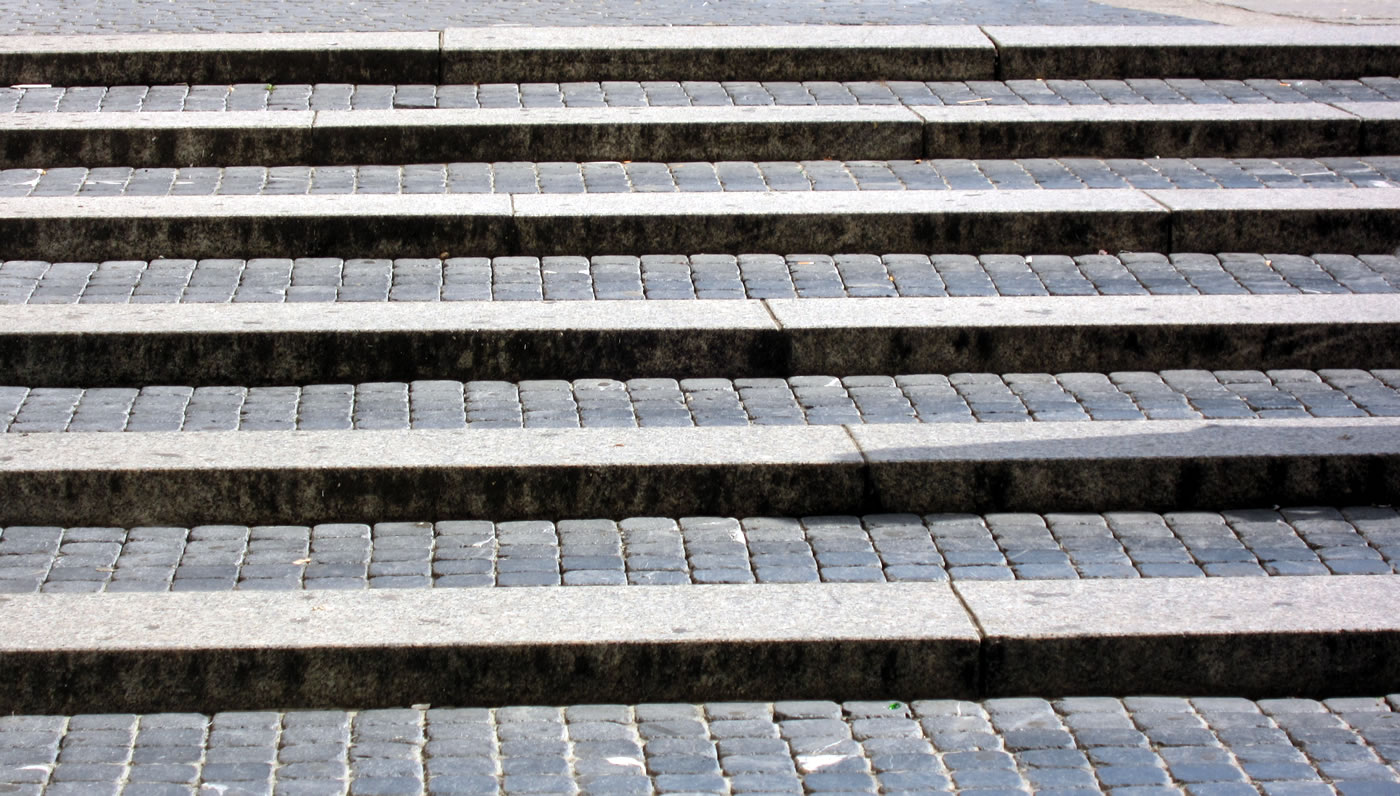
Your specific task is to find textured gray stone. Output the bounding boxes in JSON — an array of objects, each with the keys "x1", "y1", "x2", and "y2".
[
  {"x1": 0, "y1": 107, "x2": 926, "y2": 168},
  {"x1": 914, "y1": 104, "x2": 1362, "y2": 159},
  {"x1": 0, "y1": 426, "x2": 866, "y2": 525},
  {"x1": 1335, "y1": 102, "x2": 1400, "y2": 156},
  {"x1": 0, "y1": 300, "x2": 778, "y2": 385},
  {"x1": 1148, "y1": 188, "x2": 1400, "y2": 252},
  {"x1": 441, "y1": 26, "x2": 996, "y2": 83},
  {"x1": 853, "y1": 417, "x2": 1400, "y2": 513},
  {"x1": 311, "y1": 106, "x2": 924, "y2": 165},
  {"x1": 986, "y1": 25, "x2": 1400, "y2": 80},
  {"x1": 0, "y1": 190, "x2": 1173, "y2": 259},
  {"x1": 510, "y1": 189, "x2": 1169, "y2": 255},
  {"x1": 959, "y1": 576, "x2": 1400, "y2": 696},
  {"x1": 0, "y1": 112, "x2": 314, "y2": 169},
  {"x1": 0, "y1": 31, "x2": 439, "y2": 85},
  {"x1": 0, "y1": 583, "x2": 979, "y2": 712},
  {"x1": 0, "y1": 195, "x2": 512, "y2": 260},
  {"x1": 769, "y1": 295, "x2": 1400, "y2": 375}
]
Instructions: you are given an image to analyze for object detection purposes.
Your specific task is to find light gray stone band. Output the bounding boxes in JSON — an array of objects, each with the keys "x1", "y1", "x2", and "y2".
[
  {"x1": 984, "y1": 25, "x2": 1400, "y2": 80},
  {"x1": 1, "y1": 294, "x2": 1395, "y2": 385},
  {"x1": 0, "y1": 102, "x2": 1384, "y2": 168},
  {"x1": 0, "y1": 577, "x2": 1392, "y2": 712},
  {"x1": 0, "y1": 189, "x2": 1393, "y2": 260},
  {"x1": 0, "y1": 418, "x2": 1396, "y2": 525},
  {"x1": 2, "y1": 25, "x2": 1398, "y2": 85}
]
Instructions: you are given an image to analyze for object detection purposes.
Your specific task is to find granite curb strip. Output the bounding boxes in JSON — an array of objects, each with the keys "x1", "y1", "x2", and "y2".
[
  {"x1": 0, "y1": 191, "x2": 1169, "y2": 259},
  {"x1": 0, "y1": 577, "x2": 1394, "y2": 712},
  {"x1": 0, "y1": 191, "x2": 1394, "y2": 260},
  {"x1": 984, "y1": 25, "x2": 1400, "y2": 80},
  {"x1": 2, "y1": 295, "x2": 1396, "y2": 385},
  {"x1": 0, "y1": 418, "x2": 1396, "y2": 525},
  {"x1": 3, "y1": 26, "x2": 1400, "y2": 85},
  {"x1": 960, "y1": 577, "x2": 1400, "y2": 697},
  {"x1": 0, "y1": 107, "x2": 925, "y2": 169},
  {"x1": 1148, "y1": 188, "x2": 1400, "y2": 253},
  {"x1": 0, "y1": 103, "x2": 1383, "y2": 168}
]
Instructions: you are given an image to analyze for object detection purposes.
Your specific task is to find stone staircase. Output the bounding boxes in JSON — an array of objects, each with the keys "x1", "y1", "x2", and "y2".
[{"x1": 0, "y1": 24, "x2": 1399, "y2": 795}]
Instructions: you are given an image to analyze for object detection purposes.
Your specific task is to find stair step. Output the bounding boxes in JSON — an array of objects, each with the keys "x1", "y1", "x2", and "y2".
[
  {"x1": 2, "y1": 695, "x2": 1398, "y2": 794},
  {"x1": 3, "y1": 296, "x2": 1394, "y2": 385},
  {"x1": 1, "y1": 189, "x2": 1399, "y2": 258},
  {"x1": 5, "y1": 370, "x2": 1400, "y2": 434},
  {"x1": 1, "y1": 507, "x2": 1393, "y2": 594},
  {"x1": 6, "y1": 78, "x2": 1400, "y2": 113},
  {"x1": 5, "y1": 157, "x2": 1398, "y2": 198},
  {"x1": 0, "y1": 578, "x2": 1395, "y2": 711},
  {"x1": 1, "y1": 103, "x2": 1390, "y2": 167},
  {"x1": 4, "y1": 26, "x2": 1400, "y2": 85},
  {"x1": 1, "y1": 418, "x2": 1395, "y2": 525},
  {"x1": 4, "y1": 252, "x2": 1400, "y2": 305}
]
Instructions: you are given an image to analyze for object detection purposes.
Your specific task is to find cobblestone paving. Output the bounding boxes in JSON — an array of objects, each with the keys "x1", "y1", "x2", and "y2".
[
  {"x1": 3, "y1": 253, "x2": 1397, "y2": 303},
  {"x1": 3, "y1": 158, "x2": 1397, "y2": 196},
  {"x1": 6, "y1": 78, "x2": 1398, "y2": 112},
  {"x1": 1, "y1": 696, "x2": 1399, "y2": 795},
  {"x1": 0, "y1": 506, "x2": 1395, "y2": 592},
  {"x1": 0, "y1": 0, "x2": 1200, "y2": 34},
  {"x1": 4, "y1": 369, "x2": 1400, "y2": 434}
]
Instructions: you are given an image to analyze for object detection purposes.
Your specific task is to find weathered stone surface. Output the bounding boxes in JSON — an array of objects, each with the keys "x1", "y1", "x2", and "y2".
[
  {"x1": 0, "y1": 31, "x2": 439, "y2": 84},
  {"x1": 0, "y1": 583, "x2": 980, "y2": 712},
  {"x1": 442, "y1": 25, "x2": 997, "y2": 82},
  {"x1": 987, "y1": 25, "x2": 1400, "y2": 79},
  {"x1": 960, "y1": 576, "x2": 1400, "y2": 696}
]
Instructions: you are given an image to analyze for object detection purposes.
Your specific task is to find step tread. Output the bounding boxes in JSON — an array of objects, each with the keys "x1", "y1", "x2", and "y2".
[
  {"x1": 3, "y1": 252, "x2": 1397, "y2": 304},
  {"x1": 1, "y1": 695, "x2": 1398, "y2": 796},
  {"x1": 3, "y1": 369, "x2": 1399, "y2": 434},
  {"x1": 0, "y1": 578, "x2": 1396, "y2": 709},
  {"x1": 1, "y1": 506, "x2": 1395, "y2": 593},
  {"x1": 2, "y1": 157, "x2": 1396, "y2": 196},
  {"x1": 2, "y1": 418, "x2": 1396, "y2": 525},
  {"x1": 5, "y1": 78, "x2": 1399, "y2": 112}
]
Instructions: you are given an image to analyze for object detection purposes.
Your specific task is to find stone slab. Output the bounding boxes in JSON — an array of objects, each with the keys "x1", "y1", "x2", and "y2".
[
  {"x1": 1147, "y1": 187, "x2": 1400, "y2": 252},
  {"x1": 0, "y1": 583, "x2": 979, "y2": 713},
  {"x1": 914, "y1": 103, "x2": 1362, "y2": 158},
  {"x1": 0, "y1": 427, "x2": 867, "y2": 526},
  {"x1": 311, "y1": 106, "x2": 925, "y2": 164},
  {"x1": 0, "y1": 106, "x2": 925, "y2": 168},
  {"x1": 985, "y1": 25, "x2": 1400, "y2": 79},
  {"x1": 1335, "y1": 101, "x2": 1400, "y2": 155},
  {"x1": 0, "y1": 301, "x2": 781, "y2": 385},
  {"x1": 442, "y1": 25, "x2": 996, "y2": 82},
  {"x1": 0, "y1": 187, "x2": 1390, "y2": 266},
  {"x1": 768, "y1": 294, "x2": 1400, "y2": 374},
  {"x1": 0, "y1": 195, "x2": 514, "y2": 260},
  {"x1": 959, "y1": 576, "x2": 1400, "y2": 697},
  {"x1": 0, "y1": 31, "x2": 440, "y2": 84},
  {"x1": 509, "y1": 189, "x2": 1169, "y2": 255},
  {"x1": 852, "y1": 417, "x2": 1400, "y2": 513},
  {"x1": 3, "y1": 418, "x2": 1398, "y2": 524},
  {"x1": 5, "y1": 294, "x2": 1396, "y2": 386},
  {"x1": 0, "y1": 111, "x2": 314, "y2": 169}
]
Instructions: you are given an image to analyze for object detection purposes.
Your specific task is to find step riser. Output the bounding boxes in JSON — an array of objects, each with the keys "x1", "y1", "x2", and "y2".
[
  {"x1": 1, "y1": 421, "x2": 1394, "y2": 526},
  {"x1": 3, "y1": 297, "x2": 1394, "y2": 386},
  {"x1": 5, "y1": 27, "x2": 1400, "y2": 85},
  {"x1": 3, "y1": 191, "x2": 1399, "y2": 259},
  {"x1": 0, "y1": 110, "x2": 1381, "y2": 168},
  {"x1": 0, "y1": 579, "x2": 1393, "y2": 713}
]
